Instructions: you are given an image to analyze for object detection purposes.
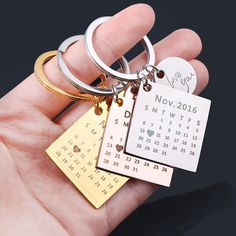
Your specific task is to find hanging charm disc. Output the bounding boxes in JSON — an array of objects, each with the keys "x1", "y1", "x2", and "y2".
[{"x1": 154, "y1": 57, "x2": 197, "y2": 93}]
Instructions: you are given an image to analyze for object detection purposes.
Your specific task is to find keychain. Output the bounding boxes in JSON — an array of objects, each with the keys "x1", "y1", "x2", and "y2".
[
  {"x1": 34, "y1": 35, "x2": 131, "y2": 208},
  {"x1": 85, "y1": 17, "x2": 211, "y2": 173},
  {"x1": 34, "y1": 15, "x2": 211, "y2": 208},
  {"x1": 85, "y1": 17, "x2": 173, "y2": 186},
  {"x1": 125, "y1": 61, "x2": 210, "y2": 172}
]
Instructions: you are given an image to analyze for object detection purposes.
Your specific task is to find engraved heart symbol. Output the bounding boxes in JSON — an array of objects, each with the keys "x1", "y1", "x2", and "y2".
[
  {"x1": 73, "y1": 145, "x2": 81, "y2": 153},
  {"x1": 116, "y1": 144, "x2": 124, "y2": 152},
  {"x1": 147, "y1": 129, "x2": 155, "y2": 137}
]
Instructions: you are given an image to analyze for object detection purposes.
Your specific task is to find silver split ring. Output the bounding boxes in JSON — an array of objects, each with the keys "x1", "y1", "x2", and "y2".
[
  {"x1": 85, "y1": 16, "x2": 155, "y2": 82},
  {"x1": 57, "y1": 35, "x2": 130, "y2": 96}
]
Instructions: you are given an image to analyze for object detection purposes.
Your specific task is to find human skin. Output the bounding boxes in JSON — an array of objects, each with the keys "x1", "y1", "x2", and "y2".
[{"x1": 0, "y1": 4, "x2": 209, "y2": 236}]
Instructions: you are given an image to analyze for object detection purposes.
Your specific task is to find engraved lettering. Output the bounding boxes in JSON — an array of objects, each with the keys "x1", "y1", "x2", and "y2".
[
  {"x1": 123, "y1": 122, "x2": 129, "y2": 127},
  {"x1": 155, "y1": 95, "x2": 174, "y2": 106},
  {"x1": 99, "y1": 120, "x2": 106, "y2": 128},
  {"x1": 152, "y1": 107, "x2": 158, "y2": 113},
  {"x1": 124, "y1": 110, "x2": 131, "y2": 118}
]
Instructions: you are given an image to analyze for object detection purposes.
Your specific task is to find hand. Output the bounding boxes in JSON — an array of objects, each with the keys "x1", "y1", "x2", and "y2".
[{"x1": 0, "y1": 4, "x2": 209, "y2": 236}]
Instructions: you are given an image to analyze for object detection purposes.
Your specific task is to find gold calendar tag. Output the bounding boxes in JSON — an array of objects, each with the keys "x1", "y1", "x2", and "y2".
[{"x1": 46, "y1": 102, "x2": 128, "y2": 208}]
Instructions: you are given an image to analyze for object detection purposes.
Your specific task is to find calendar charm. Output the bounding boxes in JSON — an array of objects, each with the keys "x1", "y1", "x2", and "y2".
[
  {"x1": 97, "y1": 89, "x2": 173, "y2": 186},
  {"x1": 46, "y1": 102, "x2": 128, "y2": 208},
  {"x1": 125, "y1": 83, "x2": 211, "y2": 172}
]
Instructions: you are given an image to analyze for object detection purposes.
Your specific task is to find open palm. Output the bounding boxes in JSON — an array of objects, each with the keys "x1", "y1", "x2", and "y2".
[{"x1": 0, "y1": 4, "x2": 209, "y2": 236}]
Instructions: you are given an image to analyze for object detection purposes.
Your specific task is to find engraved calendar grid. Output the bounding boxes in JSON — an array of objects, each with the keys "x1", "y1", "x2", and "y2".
[
  {"x1": 132, "y1": 111, "x2": 201, "y2": 164},
  {"x1": 46, "y1": 102, "x2": 128, "y2": 208},
  {"x1": 50, "y1": 133, "x2": 124, "y2": 199},
  {"x1": 97, "y1": 91, "x2": 173, "y2": 186},
  {"x1": 126, "y1": 83, "x2": 211, "y2": 172}
]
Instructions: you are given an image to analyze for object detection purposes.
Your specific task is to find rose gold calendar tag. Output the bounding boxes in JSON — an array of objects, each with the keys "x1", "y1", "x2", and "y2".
[
  {"x1": 97, "y1": 89, "x2": 173, "y2": 186},
  {"x1": 126, "y1": 82, "x2": 211, "y2": 172},
  {"x1": 46, "y1": 102, "x2": 128, "y2": 208}
]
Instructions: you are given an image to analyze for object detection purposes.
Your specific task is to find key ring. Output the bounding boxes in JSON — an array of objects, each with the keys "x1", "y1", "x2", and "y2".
[
  {"x1": 144, "y1": 64, "x2": 165, "y2": 79},
  {"x1": 137, "y1": 70, "x2": 152, "y2": 92},
  {"x1": 112, "y1": 85, "x2": 123, "y2": 106},
  {"x1": 85, "y1": 16, "x2": 155, "y2": 82},
  {"x1": 34, "y1": 50, "x2": 107, "y2": 103},
  {"x1": 58, "y1": 35, "x2": 130, "y2": 96}
]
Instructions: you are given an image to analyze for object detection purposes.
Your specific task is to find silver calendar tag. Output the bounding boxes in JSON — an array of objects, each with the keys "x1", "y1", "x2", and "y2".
[
  {"x1": 125, "y1": 82, "x2": 211, "y2": 172},
  {"x1": 154, "y1": 57, "x2": 197, "y2": 93},
  {"x1": 97, "y1": 89, "x2": 173, "y2": 186}
]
